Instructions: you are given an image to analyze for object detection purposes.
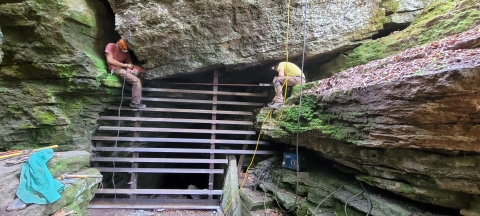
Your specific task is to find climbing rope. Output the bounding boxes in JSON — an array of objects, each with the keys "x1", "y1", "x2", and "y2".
[{"x1": 222, "y1": 0, "x2": 307, "y2": 214}]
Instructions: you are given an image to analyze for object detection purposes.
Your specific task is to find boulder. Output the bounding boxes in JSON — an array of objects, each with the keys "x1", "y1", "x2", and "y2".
[{"x1": 0, "y1": 150, "x2": 101, "y2": 216}]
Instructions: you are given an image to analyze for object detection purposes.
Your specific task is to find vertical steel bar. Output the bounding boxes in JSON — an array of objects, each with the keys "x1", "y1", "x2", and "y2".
[
  {"x1": 94, "y1": 141, "x2": 102, "y2": 168},
  {"x1": 236, "y1": 135, "x2": 251, "y2": 174},
  {"x1": 130, "y1": 110, "x2": 141, "y2": 199},
  {"x1": 209, "y1": 70, "x2": 218, "y2": 199}
]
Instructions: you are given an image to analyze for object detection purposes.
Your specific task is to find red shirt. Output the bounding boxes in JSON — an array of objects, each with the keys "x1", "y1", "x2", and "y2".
[{"x1": 105, "y1": 43, "x2": 131, "y2": 70}]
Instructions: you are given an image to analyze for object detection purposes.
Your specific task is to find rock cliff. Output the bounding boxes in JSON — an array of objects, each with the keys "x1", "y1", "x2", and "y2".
[
  {"x1": 0, "y1": 0, "x2": 118, "y2": 150},
  {"x1": 107, "y1": 0, "x2": 435, "y2": 79},
  {"x1": 257, "y1": 22, "x2": 480, "y2": 215}
]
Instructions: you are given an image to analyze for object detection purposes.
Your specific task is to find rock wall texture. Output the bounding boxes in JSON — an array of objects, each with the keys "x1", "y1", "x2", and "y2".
[
  {"x1": 0, "y1": 0, "x2": 118, "y2": 150},
  {"x1": 107, "y1": 0, "x2": 435, "y2": 79},
  {"x1": 257, "y1": 24, "x2": 480, "y2": 214}
]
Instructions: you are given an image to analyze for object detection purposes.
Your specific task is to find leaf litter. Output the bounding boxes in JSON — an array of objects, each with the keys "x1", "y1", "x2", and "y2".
[{"x1": 310, "y1": 25, "x2": 480, "y2": 96}]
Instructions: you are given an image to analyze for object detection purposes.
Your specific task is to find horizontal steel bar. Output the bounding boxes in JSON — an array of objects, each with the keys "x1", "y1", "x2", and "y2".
[
  {"x1": 125, "y1": 97, "x2": 265, "y2": 106},
  {"x1": 96, "y1": 167, "x2": 224, "y2": 174},
  {"x1": 108, "y1": 106, "x2": 253, "y2": 115},
  {"x1": 91, "y1": 136, "x2": 269, "y2": 145},
  {"x1": 142, "y1": 88, "x2": 267, "y2": 97},
  {"x1": 88, "y1": 198, "x2": 220, "y2": 210},
  {"x1": 168, "y1": 82, "x2": 272, "y2": 87},
  {"x1": 95, "y1": 189, "x2": 223, "y2": 195},
  {"x1": 93, "y1": 147, "x2": 279, "y2": 155},
  {"x1": 98, "y1": 116, "x2": 253, "y2": 125},
  {"x1": 98, "y1": 126, "x2": 257, "y2": 135},
  {"x1": 91, "y1": 157, "x2": 228, "y2": 164}
]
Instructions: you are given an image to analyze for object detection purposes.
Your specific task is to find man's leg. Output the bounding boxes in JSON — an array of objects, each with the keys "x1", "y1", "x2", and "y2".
[
  {"x1": 272, "y1": 76, "x2": 287, "y2": 102},
  {"x1": 270, "y1": 76, "x2": 287, "y2": 108},
  {"x1": 114, "y1": 69, "x2": 145, "y2": 108},
  {"x1": 286, "y1": 76, "x2": 305, "y2": 87}
]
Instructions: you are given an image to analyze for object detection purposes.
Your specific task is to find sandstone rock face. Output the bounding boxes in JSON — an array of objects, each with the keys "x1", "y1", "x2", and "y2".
[
  {"x1": 0, "y1": 0, "x2": 118, "y2": 150},
  {"x1": 107, "y1": 0, "x2": 432, "y2": 79}
]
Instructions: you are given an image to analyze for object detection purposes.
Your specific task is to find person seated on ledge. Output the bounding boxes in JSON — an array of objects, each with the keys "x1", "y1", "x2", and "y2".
[
  {"x1": 269, "y1": 62, "x2": 306, "y2": 109},
  {"x1": 105, "y1": 39, "x2": 147, "y2": 109}
]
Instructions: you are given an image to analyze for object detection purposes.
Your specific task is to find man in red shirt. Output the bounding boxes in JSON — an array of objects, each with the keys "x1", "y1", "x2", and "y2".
[{"x1": 105, "y1": 39, "x2": 147, "y2": 109}]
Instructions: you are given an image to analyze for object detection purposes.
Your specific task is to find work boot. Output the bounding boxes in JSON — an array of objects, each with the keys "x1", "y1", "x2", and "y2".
[
  {"x1": 130, "y1": 102, "x2": 146, "y2": 109},
  {"x1": 268, "y1": 101, "x2": 283, "y2": 109}
]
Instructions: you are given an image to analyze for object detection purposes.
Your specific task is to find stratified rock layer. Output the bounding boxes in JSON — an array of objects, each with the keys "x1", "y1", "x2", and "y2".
[
  {"x1": 0, "y1": 0, "x2": 118, "y2": 150},
  {"x1": 257, "y1": 26, "x2": 480, "y2": 213},
  {"x1": 107, "y1": 0, "x2": 434, "y2": 79}
]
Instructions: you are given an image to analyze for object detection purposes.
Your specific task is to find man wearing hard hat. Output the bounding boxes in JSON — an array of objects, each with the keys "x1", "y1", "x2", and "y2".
[{"x1": 105, "y1": 39, "x2": 147, "y2": 109}]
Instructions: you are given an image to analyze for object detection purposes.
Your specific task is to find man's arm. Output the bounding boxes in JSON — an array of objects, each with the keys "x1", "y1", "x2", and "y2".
[{"x1": 105, "y1": 53, "x2": 133, "y2": 69}]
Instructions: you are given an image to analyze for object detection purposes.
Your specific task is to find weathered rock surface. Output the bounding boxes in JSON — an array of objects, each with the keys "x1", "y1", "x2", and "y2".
[
  {"x1": 0, "y1": 151, "x2": 101, "y2": 216},
  {"x1": 0, "y1": 27, "x2": 3, "y2": 64},
  {"x1": 0, "y1": 0, "x2": 118, "y2": 150},
  {"x1": 308, "y1": 0, "x2": 480, "y2": 80},
  {"x1": 246, "y1": 156, "x2": 448, "y2": 216},
  {"x1": 256, "y1": 26, "x2": 480, "y2": 213},
  {"x1": 107, "y1": 0, "x2": 434, "y2": 79}
]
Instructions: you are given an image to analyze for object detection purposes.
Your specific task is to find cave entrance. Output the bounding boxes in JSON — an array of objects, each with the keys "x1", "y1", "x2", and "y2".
[{"x1": 90, "y1": 69, "x2": 278, "y2": 210}]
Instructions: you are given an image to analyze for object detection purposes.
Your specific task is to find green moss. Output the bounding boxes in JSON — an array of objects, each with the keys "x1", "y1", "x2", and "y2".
[
  {"x1": 85, "y1": 51, "x2": 107, "y2": 73},
  {"x1": 33, "y1": 107, "x2": 57, "y2": 125},
  {"x1": 20, "y1": 123, "x2": 36, "y2": 129},
  {"x1": 47, "y1": 153, "x2": 90, "y2": 177},
  {"x1": 291, "y1": 81, "x2": 317, "y2": 96},
  {"x1": 382, "y1": 0, "x2": 400, "y2": 14},
  {"x1": 68, "y1": 10, "x2": 96, "y2": 28},
  {"x1": 7, "y1": 104, "x2": 23, "y2": 116},
  {"x1": 275, "y1": 94, "x2": 362, "y2": 141},
  {"x1": 101, "y1": 74, "x2": 122, "y2": 88},
  {"x1": 344, "y1": 0, "x2": 480, "y2": 69},
  {"x1": 55, "y1": 64, "x2": 76, "y2": 78}
]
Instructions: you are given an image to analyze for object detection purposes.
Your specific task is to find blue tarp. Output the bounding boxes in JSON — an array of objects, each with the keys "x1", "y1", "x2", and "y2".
[{"x1": 16, "y1": 149, "x2": 65, "y2": 204}]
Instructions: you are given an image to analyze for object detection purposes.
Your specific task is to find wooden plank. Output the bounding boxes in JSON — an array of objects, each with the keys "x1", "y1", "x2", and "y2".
[
  {"x1": 98, "y1": 116, "x2": 253, "y2": 125},
  {"x1": 98, "y1": 126, "x2": 257, "y2": 135},
  {"x1": 95, "y1": 189, "x2": 223, "y2": 195},
  {"x1": 142, "y1": 88, "x2": 267, "y2": 97},
  {"x1": 124, "y1": 97, "x2": 265, "y2": 106},
  {"x1": 91, "y1": 136, "x2": 269, "y2": 145},
  {"x1": 108, "y1": 107, "x2": 253, "y2": 115},
  {"x1": 96, "y1": 167, "x2": 224, "y2": 174},
  {"x1": 93, "y1": 147, "x2": 279, "y2": 155},
  {"x1": 91, "y1": 157, "x2": 228, "y2": 164},
  {"x1": 88, "y1": 198, "x2": 220, "y2": 210}
]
